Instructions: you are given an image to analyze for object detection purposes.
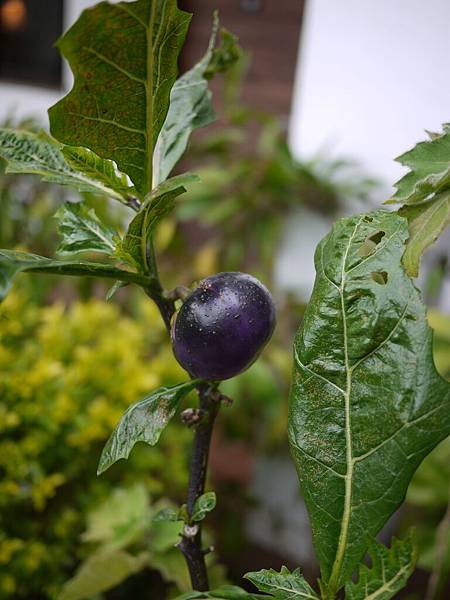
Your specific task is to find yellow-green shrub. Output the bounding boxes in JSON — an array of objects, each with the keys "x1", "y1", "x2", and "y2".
[{"x1": 0, "y1": 284, "x2": 191, "y2": 599}]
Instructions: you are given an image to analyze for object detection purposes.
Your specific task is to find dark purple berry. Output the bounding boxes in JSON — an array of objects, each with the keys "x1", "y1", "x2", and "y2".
[{"x1": 171, "y1": 272, "x2": 276, "y2": 381}]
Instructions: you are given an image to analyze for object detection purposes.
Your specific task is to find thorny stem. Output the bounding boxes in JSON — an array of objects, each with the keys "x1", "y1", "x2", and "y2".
[{"x1": 144, "y1": 242, "x2": 221, "y2": 592}]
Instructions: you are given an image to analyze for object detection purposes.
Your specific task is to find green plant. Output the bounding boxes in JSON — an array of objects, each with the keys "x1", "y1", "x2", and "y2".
[{"x1": 0, "y1": 1, "x2": 450, "y2": 599}]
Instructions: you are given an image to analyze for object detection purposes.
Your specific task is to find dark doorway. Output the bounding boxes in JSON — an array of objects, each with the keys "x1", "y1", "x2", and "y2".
[{"x1": 0, "y1": 0, "x2": 63, "y2": 88}]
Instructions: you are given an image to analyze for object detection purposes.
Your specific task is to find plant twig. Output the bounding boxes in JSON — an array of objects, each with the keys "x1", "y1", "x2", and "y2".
[{"x1": 177, "y1": 383, "x2": 220, "y2": 591}]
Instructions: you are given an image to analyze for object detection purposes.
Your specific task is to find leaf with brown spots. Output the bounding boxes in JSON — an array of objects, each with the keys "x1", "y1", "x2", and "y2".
[{"x1": 49, "y1": 0, "x2": 192, "y2": 197}]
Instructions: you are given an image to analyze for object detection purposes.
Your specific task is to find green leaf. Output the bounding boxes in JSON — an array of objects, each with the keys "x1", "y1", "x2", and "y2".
[
  {"x1": 245, "y1": 566, "x2": 319, "y2": 599},
  {"x1": 82, "y1": 483, "x2": 151, "y2": 550},
  {"x1": 191, "y1": 491, "x2": 216, "y2": 522},
  {"x1": 388, "y1": 127, "x2": 450, "y2": 205},
  {"x1": 0, "y1": 128, "x2": 130, "y2": 201},
  {"x1": 48, "y1": 0, "x2": 192, "y2": 196},
  {"x1": 97, "y1": 380, "x2": 199, "y2": 475},
  {"x1": 58, "y1": 549, "x2": 149, "y2": 600},
  {"x1": 55, "y1": 202, "x2": 118, "y2": 256},
  {"x1": 399, "y1": 190, "x2": 450, "y2": 277},
  {"x1": 153, "y1": 507, "x2": 180, "y2": 522},
  {"x1": 0, "y1": 249, "x2": 154, "y2": 302},
  {"x1": 62, "y1": 145, "x2": 135, "y2": 200},
  {"x1": 345, "y1": 531, "x2": 417, "y2": 600},
  {"x1": 288, "y1": 209, "x2": 450, "y2": 596},
  {"x1": 119, "y1": 173, "x2": 198, "y2": 272},
  {"x1": 153, "y1": 16, "x2": 241, "y2": 185}
]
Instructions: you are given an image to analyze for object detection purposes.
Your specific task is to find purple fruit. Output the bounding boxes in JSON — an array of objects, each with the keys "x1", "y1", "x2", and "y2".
[{"x1": 171, "y1": 272, "x2": 276, "y2": 381}]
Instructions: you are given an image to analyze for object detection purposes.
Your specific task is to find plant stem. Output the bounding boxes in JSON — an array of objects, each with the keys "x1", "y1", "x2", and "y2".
[{"x1": 178, "y1": 384, "x2": 220, "y2": 591}]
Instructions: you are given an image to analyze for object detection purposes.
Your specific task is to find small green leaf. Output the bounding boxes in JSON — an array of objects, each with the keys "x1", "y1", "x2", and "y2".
[
  {"x1": 191, "y1": 491, "x2": 216, "y2": 522},
  {"x1": 49, "y1": 0, "x2": 192, "y2": 196},
  {"x1": 97, "y1": 380, "x2": 199, "y2": 475},
  {"x1": 0, "y1": 249, "x2": 153, "y2": 302},
  {"x1": 106, "y1": 281, "x2": 129, "y2": 301},
  {"x1": 345, "y1": 531, "x2": 417, "y2": 600},
  {"x1": 0, "y1": 128, "x2": 129, "y2": 201},
  {"x1": 119, "y1": 173, "x2": 198, "y2": 272},
  {"x1": 58, "y1": 549, "x2": 149, "y2": 600},
  {"x1": 289, "y1": 210, "x2": 450, "y2": 596},
  {"x1": 62, "y1": 146, "x2": 135, "y2": 200},
  {"x1": 399, "y1": 190, "x2": 450, "y2": 277},
  {"x1": 388, "y1": 126, "x2": 450, "y2": 205},
  {"x1": 245, "y1": 566, "x2": 319, "y2": 599},
  {"x1": 153, "y1": 17, "x2": 242, "y2": 185},
  {"x1": 55, "y1": 202, "x2": 118, "y2": 256}
]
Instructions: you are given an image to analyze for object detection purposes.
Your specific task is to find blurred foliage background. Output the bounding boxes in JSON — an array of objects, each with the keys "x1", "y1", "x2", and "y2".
[{"x1": 1, "y1": 68, "x2": 449, "y2": 599}]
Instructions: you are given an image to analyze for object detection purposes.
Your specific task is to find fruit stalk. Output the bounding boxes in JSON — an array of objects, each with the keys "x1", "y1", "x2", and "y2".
[{"x1": 178, "y1": 383, "x2": 220, "y2": 591}]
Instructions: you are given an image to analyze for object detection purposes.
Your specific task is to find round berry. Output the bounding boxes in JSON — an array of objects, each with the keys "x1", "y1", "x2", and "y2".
[{"x1": 171, "y1": 272, "x2": 276, "y2": 381}]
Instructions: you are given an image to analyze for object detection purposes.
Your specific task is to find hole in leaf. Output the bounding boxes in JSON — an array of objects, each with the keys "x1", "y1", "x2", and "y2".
[
  {"x1": 363, "y1": 216, "x2": 374, "y2": 223},
  {"x1": 358, "y1": 230, "x2": 386, "y2": 257},
  {"x1": 371, "y1": 271, "x2": 388, "y2": 285}
]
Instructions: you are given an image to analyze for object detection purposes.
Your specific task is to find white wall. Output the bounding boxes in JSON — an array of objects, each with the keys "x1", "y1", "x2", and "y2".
[{"x1": 289, "y1": 0, "x2": 450, "y2": 193}]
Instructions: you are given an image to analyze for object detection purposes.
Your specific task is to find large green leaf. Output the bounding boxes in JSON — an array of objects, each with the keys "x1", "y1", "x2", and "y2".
[
  {"x1": 288, "y1": 209, "x2": 450, "y2": 597},
  {"x1": 388, "y1": 126, "x2": 450, "y2": 205},
  {"x1": 49, "y1": 0, "x2": 192, "y2": 197},
  {"x1": 245, "y1": 566, "x2": 319, "y2": 599},
  {"x1": 0, "y1": 249, "x2": 153, "y2": 301},
  {"x1": 153, "y1": 17, "x2": 241, "y2": 185},
  {"x1": 0, "y1": 128, "x2": 131, "y2": 201},
  {"x1": 98, "y1": 380, "x2": 199, "y2": 475},
  {"x1": 345, "y1": 531, "x2": 417, "y2": 600},
  {"x1": 119, "y1": 173, "x2": 198, "y2": 272},
  {"x1": 58, "y1": 549, "x2": 149, "y2": 600},
  {"x1": 55, "y1": 202, "x2": 118, "y2": 256},
  {"x1": 398, "y1": 190, "x2": 450, "y2": 277}
]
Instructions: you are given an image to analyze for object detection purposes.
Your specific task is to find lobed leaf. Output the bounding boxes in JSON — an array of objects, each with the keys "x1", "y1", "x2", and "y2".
[
  {"x1": 0, "y1": 128, "x2": 131, "y2": 201},
  {"x1": 153, "y1": 16, "x2": 241, "y2": 185},
  {"x1": 398, "y1": 190, "x2": 450, "y2": 277},
  {"x1": 49, "y1": 0, "x2": 192, "y2": 196},
  {"x1": 345, "y1": 530, "x2": 417, "y2": 600},
  {"x1": 191, "y1": 491, "x2": 216, "y2": 522},
  {"x1": 245, "y1": 566, "x2": 319, "y2": 599},
  {"x1": 388, "y1": 126, "x2": 450, "y2": 205},
  {"x1": 0, "y1": 249, "x2": 153, "y2": 302},
  {"x1": 288, "y1": 209, "x2": 450, "y2": 596},
  {"x1": 55, "y1": 202, "x2": 118, "y2": 256},
  {"x1": 119, "y1": 173, "x2": 198, "y2": 272},
  {"x1": 97, "y1": 380, "x2": 200, "y2": 475}
]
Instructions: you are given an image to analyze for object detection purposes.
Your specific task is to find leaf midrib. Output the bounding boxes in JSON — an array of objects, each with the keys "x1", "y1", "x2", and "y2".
[{"x1": 363, "y1": 563, "x2": 411, "y2": 600}]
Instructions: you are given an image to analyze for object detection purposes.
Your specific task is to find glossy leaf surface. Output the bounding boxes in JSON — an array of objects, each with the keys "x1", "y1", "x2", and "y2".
[
  {"x1": 55, "y1": 202, "x2": 118, "y2": 256},
  {"x1": 345, "y1": 531, "x2": 417, "y2": 600},
  {"x1": 0, "y1": 128, "x2": 129, "y2": 201},
  {"x1": 245, "y1": 566, "x2": 319, "y2": 599},
  {"x1": 153, "y1": 17, "x2": 241, "y2": 185},
  {"x1": 288, "y1": 210, "x2": 450, "y2": 595},
  {"x1": 98, "y1": 381, "x2": 199, "y2": 475},
  {"x1": 49, "y1": 0, "x2": 192, "y2": 196},
  {"x1": 0, "y1": 249, "x2": 152, "y2": 301}
]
